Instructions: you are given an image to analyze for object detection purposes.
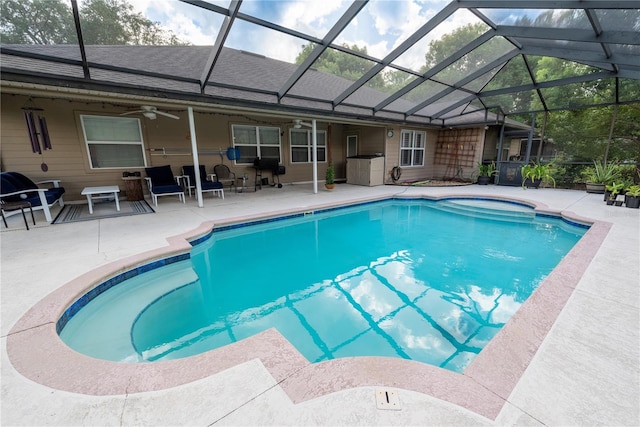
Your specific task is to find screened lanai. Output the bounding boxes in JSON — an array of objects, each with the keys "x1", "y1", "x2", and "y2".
[
  {"x1": 1, "y1": 0, "x2": 639, "y2": 127},
  {"x1": 2, "y1": 5, "x2": 640, "y2": 424}
]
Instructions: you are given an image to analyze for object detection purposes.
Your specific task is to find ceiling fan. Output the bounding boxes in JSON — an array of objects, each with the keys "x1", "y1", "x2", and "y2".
[{"x1": 120, "y1": 105, "x2": 179, "y2": 120}]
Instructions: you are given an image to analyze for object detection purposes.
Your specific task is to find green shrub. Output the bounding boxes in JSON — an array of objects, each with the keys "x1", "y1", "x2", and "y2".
[
  {"x1": 325, "y1": 163, "x2": 335, "y2": 184},
  {"x1": 581, "y1": 160, "x2": 620, "y2": 185}
]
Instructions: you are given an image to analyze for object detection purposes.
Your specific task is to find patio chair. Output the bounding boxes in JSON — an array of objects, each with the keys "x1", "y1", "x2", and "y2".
[
  {"x1": 182, "y1": 165, "x2": 224, "y2": 199},
  {"x1": 1, "y1": 200, "x2": 36, "y2": 230},
  {"x1": 213, "y1": 164, "x2": 236, "y2": 192},
  {"x1": 144, "y1": 165, "x2": 185, "y2": 206},
  {"x1": 0, "y1": 172, "x2": 65, "y2": 222}
]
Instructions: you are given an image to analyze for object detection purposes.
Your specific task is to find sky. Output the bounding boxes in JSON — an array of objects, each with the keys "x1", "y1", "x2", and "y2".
[{"x1": 125, "y1": 0, "x2": 486, "y2": 73}]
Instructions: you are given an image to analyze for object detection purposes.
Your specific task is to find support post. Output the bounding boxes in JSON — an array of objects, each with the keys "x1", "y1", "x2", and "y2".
[
  {"x1": 188, "y1": 107, "x2": 203, "y2": 208},
  {"x1": 604, "y1": 105, "x2": 618, "y2": 165},
  {"x1": 524, "y1": 113, "x2": 536, "y2": 164},
  {"x1": 312, "y1": 119, "x2": 318, "y2": 194}
]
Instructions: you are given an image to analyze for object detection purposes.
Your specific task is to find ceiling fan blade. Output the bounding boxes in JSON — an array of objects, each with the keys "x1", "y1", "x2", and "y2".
[
  {"x1": 155, "y1": 111, "x2": 180, "y2": 120},
  {"x1": 120, "y1": 110, "x2": 143, "y2": 116}
]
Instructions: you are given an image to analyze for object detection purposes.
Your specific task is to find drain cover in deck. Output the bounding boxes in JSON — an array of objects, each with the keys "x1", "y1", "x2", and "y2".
[{"x1": 375, "y1": 388, "x2": 401, "y2": 410}]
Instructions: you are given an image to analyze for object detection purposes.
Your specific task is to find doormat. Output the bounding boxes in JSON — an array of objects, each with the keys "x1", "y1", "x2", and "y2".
[{"x1": 53, "y1": 200, "x2": 154, "y2": 224}]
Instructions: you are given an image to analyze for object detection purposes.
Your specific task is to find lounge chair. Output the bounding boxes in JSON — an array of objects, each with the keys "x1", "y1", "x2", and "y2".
[
  {"x1": 213, "y1": 164, "x2": 236, "y2": 192},
  {"x1": 0, "y1": 172, "x2": 65, "y2": 222},
  {"x1": 182, "y1": 165, "x2": 224, "y2": 199},
  {"x1": 144, "y1": 165, "x2": 185, "y2": 206}
]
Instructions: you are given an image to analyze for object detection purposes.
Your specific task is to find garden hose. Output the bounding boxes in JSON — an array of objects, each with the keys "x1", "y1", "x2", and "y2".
[{"x1": 391, "y1": 166, "x2": 402, "y2": 182}]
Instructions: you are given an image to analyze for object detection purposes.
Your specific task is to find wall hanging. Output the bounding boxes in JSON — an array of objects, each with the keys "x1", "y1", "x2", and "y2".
[{"x1": 22, "y1": 98, "x2": 52, "y2": 171}]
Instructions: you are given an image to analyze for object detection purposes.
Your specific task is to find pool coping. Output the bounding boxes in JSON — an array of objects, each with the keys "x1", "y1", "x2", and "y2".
[{"x1": 6, "y1": 193, "x2": 611, "y2": 420}]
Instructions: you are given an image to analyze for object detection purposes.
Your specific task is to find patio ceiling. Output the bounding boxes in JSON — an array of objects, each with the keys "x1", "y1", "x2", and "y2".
[{"x1": 1, "y1": 0, "x2": 639, "y2": 127}]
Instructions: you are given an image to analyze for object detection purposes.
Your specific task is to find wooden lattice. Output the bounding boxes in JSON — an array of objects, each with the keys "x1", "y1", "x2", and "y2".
[{"x1": 434, "y1": 141, "x2": 476, "y2": 167}]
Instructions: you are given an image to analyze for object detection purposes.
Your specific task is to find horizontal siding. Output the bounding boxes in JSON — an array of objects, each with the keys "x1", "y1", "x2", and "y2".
[
  {"x1": 384, "y1": 129, "x2": 400, "y2": 184},
  {"x1": 1, "y1": 94, "x2": 353, "y2": 199},
  {"x1": 2, "y1": 93, "x2": 490, "y2": 199},
  {"x1": 383, "y1": 128, "x2": 440, "y2": 183}
]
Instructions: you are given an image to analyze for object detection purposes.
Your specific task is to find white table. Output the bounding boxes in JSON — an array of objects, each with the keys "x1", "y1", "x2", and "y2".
[{"x1": 81, "y1": 186, "x2": 120, "y2": 214}]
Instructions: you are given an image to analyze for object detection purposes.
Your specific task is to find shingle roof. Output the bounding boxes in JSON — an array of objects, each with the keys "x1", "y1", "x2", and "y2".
[
  {"x1": 2, "y1": 44, "x2": 430, "y2": 124},
  {"x1": 1, "y1": 0, "x2": 638, "y2": 128}
]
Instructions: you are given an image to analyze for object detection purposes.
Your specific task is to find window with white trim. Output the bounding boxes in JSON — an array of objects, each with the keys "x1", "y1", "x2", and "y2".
[
  {"x1": 290, "y1": 129, "x2": 326, "y2": 163},
  {"x1": 400, "y1": 130, "x2": 425, "y2": 167},
  {"x1": 232, "y1": 124, "x2": 281, "y2": 164},
  {"x1": 80, "y1": 115, "x2": 146, "y2": 169}
]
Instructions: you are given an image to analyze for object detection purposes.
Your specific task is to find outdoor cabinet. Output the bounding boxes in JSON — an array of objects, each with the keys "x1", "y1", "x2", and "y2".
[{"x1": 346, "y1": 156, "x2": 384, "y2": 186}]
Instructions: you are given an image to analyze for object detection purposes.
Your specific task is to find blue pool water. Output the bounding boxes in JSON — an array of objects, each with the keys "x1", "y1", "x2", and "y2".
[{"x1": 59, "y1": 198, "x2": 587, "y2": 372}]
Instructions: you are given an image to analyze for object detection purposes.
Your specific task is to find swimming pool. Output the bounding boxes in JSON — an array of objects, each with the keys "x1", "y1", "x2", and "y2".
[{"x1": 58, "y1": 198, "x2": 587, "y2": 372}]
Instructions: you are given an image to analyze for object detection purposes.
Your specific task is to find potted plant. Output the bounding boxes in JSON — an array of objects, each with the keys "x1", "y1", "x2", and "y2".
[
  {"x1": 325, "y1": 163, "x2": 335, "y2": 190},
  {"x1": 605, "y1": 182, "x2": 624, "y2": 205},
  {"x1": 476, "y1": 161, "x2": 497, "y2": 185},
  {"x1": 582, "y1": 160, "x2": 620, "y2": 195},
  {"x1": 521, "y1": 162, "x2": 556, "y2": 189},
  {"x1": 624, "y1": 184, "x2": 640, "y2": 208}
]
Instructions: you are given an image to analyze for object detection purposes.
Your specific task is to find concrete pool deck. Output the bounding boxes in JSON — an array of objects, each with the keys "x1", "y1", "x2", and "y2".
[{"x1": 1, "y1": 183, "x2": 638, "y2": 426}]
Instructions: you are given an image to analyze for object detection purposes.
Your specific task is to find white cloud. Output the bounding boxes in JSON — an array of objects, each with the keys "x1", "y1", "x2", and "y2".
[
  {"x1": 249, "y1": 29, "x2": 304, "y2": 63},
  {"x1": 129, "y1": 0, "x2": 223, "y2": 45},
  {"x1": 279, "y1": 0, "x2": 347, "y2": 38},
  {"x1": 124, "y1": 0, "x2": 483, "y2": 69},
  {"x1": 330, "y1": 0, "x2": 480, "y2": 72}
]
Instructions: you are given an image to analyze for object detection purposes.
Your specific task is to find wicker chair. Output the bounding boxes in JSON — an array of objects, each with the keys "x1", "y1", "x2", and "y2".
[{"x1": 213, "y1": 164, "x2": 237, "y2": 192}]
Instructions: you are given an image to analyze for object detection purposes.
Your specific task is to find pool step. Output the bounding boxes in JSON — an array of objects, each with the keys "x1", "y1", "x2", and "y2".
[
  {"x1": 433, "y1": 200, "x2": 535, "y2": 223},
  {"x1": 59, "y1": 260, "x2": 199, "y2": 362}
]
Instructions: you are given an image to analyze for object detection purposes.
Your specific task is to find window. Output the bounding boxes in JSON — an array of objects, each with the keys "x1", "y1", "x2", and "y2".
[
  {"x1": 232, "y1": 124, "x2": 281, "y2": 164},
  {"x1": 80, "y1": 115, "x2": 146, "y2": 169},
  {"x1": 400, "y1": 130, "x2": 425, "y2": 167},
  {"x1": 290, "y1": 129, "x2": 326, "y2": 163}
]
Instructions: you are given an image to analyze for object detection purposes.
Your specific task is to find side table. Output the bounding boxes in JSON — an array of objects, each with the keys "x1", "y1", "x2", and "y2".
[
  {"x1": 122, "y1": 177, "x2": 144, "y2": 201},
  {"x1": 81, "y1": 186, "x2": 120, "y2": 214}
]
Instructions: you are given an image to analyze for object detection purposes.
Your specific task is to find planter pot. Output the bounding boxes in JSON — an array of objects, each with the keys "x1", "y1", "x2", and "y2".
[
  {"x1": 604, "y1": 190, "x2": 611, "y2": 202},
  {"x1": 325, "y1": 183, "x2": 335, "y2": 190},
  {"x1": 626, "y1": 196, "x2": 640, "y2": 208},
  {"x1": 523, "y1": 178, "x2": 541, "y2": 189},
  {"x1": 477, "y1": 176, "x2": 492, "y2": 185},
  {"x1": 606, "y1": 199, "x2": 615, "y2": 206},
  {"x1": 615, "y1": 200, "x2": 624, "y2": 206},
  {"x1": 586, "y1": 182, "x2": 605, "y2": 194}
]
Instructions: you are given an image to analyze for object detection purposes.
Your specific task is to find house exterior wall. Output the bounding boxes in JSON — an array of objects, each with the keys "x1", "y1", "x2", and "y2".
[
  {"x1": 382, "y1": 127, "x2": 440, "y2": 184},
  {"x1": 1, "y1": 92, "x2": 490, "y2": 198},
  {"x1": 1, "y1": 94, "x2": 114, "y2": 201},
  {"x1": 432, "y1": 128, "x2": 485, "y2": 181},
  {"x1": 0, "y1": 93, "x2": 350, "y2": 201}
]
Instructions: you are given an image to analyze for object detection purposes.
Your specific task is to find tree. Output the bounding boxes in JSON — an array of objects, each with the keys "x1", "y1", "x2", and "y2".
[
  {"x1": 517, "y1": 10, "x2": 640, "y2": 166},
  {"x1": 0, "y1": 0, "x2": 186, "y2": 45},
  {"x1": 422, "y1": 22, "x2": 487, "y2": 74},
  {"x1": 379, "y1": 69, "x2": 415, "y2": 94},
  {"x1": 79, "y1": 0, "x2": 187, "y2": 45},
  {"x1": 1, "y1": 0, "x2": 75, "y2": 44},
  {"x1": 545, "y1": 105, "x2": 640, "y2": 163},
  {"x1": 296, "y1": 43, "x2": 385, "y2": 89}
]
